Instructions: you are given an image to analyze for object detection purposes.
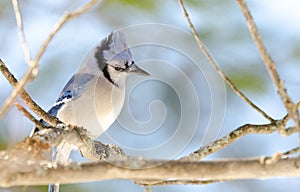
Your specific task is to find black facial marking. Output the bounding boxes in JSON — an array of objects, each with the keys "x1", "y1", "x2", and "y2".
[
  {"x1": 114, "y1": 66, "x2": 125, "y2": 72},
  {"x1": 103, "y1": 65, "x2": 118, "y2": 86}
]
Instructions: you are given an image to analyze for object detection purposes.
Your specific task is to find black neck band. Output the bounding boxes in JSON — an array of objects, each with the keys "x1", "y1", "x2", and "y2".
[{"x1": 102, "y1": 65, "x2": 118, "y2": 87}]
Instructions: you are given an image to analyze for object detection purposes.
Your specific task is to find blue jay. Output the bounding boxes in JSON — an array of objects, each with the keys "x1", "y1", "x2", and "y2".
[{"x1": 32, "y1": 30, "x2": 149, "y2": 192}]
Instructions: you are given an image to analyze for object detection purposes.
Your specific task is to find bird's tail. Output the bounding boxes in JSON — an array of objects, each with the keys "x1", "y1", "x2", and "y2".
[
  {"x1": 48, "y1": 143, "x2": 74, "y2": 192},
  {"x1": 48, "y1": 147, "x2": 60, "y2": 192},
  {"x1": 48, "y1": 183, "x2": 60, "y2": 192}
]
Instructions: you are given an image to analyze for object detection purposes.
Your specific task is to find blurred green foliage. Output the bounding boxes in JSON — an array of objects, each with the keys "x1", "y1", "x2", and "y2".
[
  {"x1": 228, "y1": 69, "x2": 266, "y2": 93},
  {"x1": 186, "y1": 0, "x2": 231, "y2": 7},
  {"x1": 291, "y1": 43, "x2": 300, "y2": 58},
  {"x1": 109, "y1": 0, "x2": 157, "y2": 10},
  {"x1": 0, "y1": 124, "x2": 7, "y2": 150},
  {"x1": 0, "y1": 1, "x2": 7, "y2": 18},
  {"x1": 0, "y1": 134, "x2": 6, "y2": 150}
]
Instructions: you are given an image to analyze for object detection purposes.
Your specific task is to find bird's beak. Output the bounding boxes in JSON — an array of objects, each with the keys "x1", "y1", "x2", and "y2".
[{"x1": 128, "y1": 64, "x2": 150, "y2": 76}]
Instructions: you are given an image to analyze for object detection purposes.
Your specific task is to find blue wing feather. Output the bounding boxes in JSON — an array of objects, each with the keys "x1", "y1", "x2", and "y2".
[
  {"x1": 48, "y1": 73, "x2": 95, "y2": 117},
  {"x1": 58, "y1": 73, "x2": 95, "y2": 100},
  {"x1": 35, "y1": 73, "x2": 95, "y2": 130}
]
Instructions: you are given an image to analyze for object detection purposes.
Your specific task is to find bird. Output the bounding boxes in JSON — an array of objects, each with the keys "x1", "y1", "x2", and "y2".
[{"x1": 31, "y1": 30, "x2": 149, "y2": 192}]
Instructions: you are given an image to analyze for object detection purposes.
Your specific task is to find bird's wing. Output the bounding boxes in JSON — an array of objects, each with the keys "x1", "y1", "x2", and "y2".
[{"x1": 48, "y1": 73, "x2": 95, "y2": 117}]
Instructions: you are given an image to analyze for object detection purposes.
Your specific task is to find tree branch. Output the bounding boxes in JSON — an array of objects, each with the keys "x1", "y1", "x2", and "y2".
[
  {"x1": 33, "y1": 125, "x2": 126, "y2": 161},
  {"x1": 0, "y1": 107, "x2": 298, "y2": 187},
  {"x1": 0, "y1": 59, "x2": 61, "y2": 126},
  {"x1": 283, "y1": 147, "x2": 300, "y2": 157},
  {"x1": 0, "y1": 0, "x2": 102, "y2": 120},
  {"x1": 135, "y1": 179, "x2": 223, "y2": 186},
  {"x1": 34, "y1": 0, "x2": 102, "y2": 65},
  {"x1": 0, "y1": 153, "x2": 299, "y2": 187},
  {"x1": 15, "y1": 103, "x2": 45, "y2": 131},
  {"x1": 181, "y1": 115, "x2": 297, "y2": 161},
  {"x1": 177, "y1": 0, "x2": 274, "y2": 122},
  {"x1": 236, "y1": 0, "x2": 300, "y2": 133},
  {"x1": 12, "y1": 0, "x2": 31, "y2": 64}
]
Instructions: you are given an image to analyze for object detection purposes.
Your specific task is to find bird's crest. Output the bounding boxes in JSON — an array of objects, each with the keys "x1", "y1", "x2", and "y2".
[{"x1": 95, "y1": 30, "x2": 132, "y2": 70}]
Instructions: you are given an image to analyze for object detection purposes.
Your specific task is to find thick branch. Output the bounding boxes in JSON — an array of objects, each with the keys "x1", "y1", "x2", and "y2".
[
  {"x1": 0, "y1": 155, "x2": 299, "y2": 187},
  {"x1": 0, "y1": 117, "x2": 298, "y2": 187},
  {"x1": 33, "y1": 125, "x2": 126, "y2": 161}
]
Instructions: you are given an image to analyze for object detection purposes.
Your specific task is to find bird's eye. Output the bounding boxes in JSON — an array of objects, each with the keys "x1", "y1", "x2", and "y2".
[
  {"x1": 114, "y1": 67, "x2": 124, "y2": 71},
  {"x1": 124, "y1": 61, "x2": 129, "y2": 68}
]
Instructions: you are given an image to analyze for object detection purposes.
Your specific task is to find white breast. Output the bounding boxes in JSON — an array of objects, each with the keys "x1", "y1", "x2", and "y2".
[{"x1": 57, "y1": 76, "x2": 126, "y2": 139}]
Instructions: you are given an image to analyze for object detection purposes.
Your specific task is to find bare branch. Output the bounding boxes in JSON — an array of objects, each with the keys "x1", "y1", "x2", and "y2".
[
  {"x1": 283, "y1": 147, "x2": 300, "y2": 157},
  {"x1": 0, "y1": 0, "x2": 102, "y2": 120},
  {"x1": 0, "y1": 60, "x2": 61, "y2": 126},
  {"x1": 34, "y1": 0, "x2": 102, "y2": 64},
  {"x1": 33, "y1": 124, "x2": 126, "y2": 161},
  {"x1": 1, "y1": 104, "x2": 298, "y2": 187},
  {"x1": 12, "y1": 0, "x2": 31, "y2": 63},
  {"x1": 135, "y1": 179, "x2": 223, "y2": 186},
  {"x1": 236, "y1": 0, "x2": 300, "y2": 132},
  {"x1": 181, "y1": 118, "x2": 297, "y2": 161},
  {"x1": 0, "y1": 63, "x2": 37, "y2": 119},
  {"x1": 177, "y1": 0, "x2": 274, "y2": 122},
  {"x1": 15, "y1": 102, "x2": 45, "y2": 131},
  {"x1": 0, "y1": 153, "x2": 299, "y2": 187},
  {"x1": 179, "y1": 0, "x2": 274, "y2": 122}
]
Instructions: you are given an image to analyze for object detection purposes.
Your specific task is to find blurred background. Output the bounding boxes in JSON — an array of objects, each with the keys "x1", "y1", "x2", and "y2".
[{"x1": 0, "y1": 0, "x2": 300, "y2": 191}]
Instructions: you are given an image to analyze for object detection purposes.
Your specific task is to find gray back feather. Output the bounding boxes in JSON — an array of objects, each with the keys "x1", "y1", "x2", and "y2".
[{"x1": 60, "y1": 74, "x2": 94, "y2": 95}]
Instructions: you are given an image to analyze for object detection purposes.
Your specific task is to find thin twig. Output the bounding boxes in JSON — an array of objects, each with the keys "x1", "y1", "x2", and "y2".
[
  {"x1": 260, "y1": 147, "x2": 300, "y2": 165},
  {"x1": 12, "y1": 0, "x2": 31, "y2": 64},
  {"x1": 177, "y1": 0, "x2": 273, "y2": 122},
  {"x1": 0, "y1": 0, "x2": 101, "y2": 120},
  {"x1": 297, "y1": 100, "x2": 300, "y2": 108},
  {"x1": 236, "y1": 0, "x2": 300, "y2": 133},
  {"x1": 135, "y1": 179, "x2": 224, "y2": 186},
  {"x1": 180, "y1": 119, "x2": 298, "y2": 161},
  {"x1": 34, "y1": 0, "x2": 102, "y2": 64},
  {"x1": 283, "y1": 147, "x2": 300, "y2": 157},
  {"x1": 0, "y1": 64, "x2": 36, "y2": 119},
  {"x1": 15, "y1": 102, "x2": 44, "y2": 130},
  {"x1": 0, "y1": 59, "x2": 61, "y2": 126}
]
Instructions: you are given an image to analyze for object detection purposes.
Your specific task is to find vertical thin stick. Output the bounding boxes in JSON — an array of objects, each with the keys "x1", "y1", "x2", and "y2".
[
  {"x1": 236, "y1": 0, "x2": 299, "y2": 134},
  {"x1": 12, "y1": 0, "x2": 31, "y2": 64},
  {"x1": 178, "y1": 0, "x2": 274, "y2": 122},
  {"x1": 0, "y1": 0, "x2": 102, "y2": 120}
]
